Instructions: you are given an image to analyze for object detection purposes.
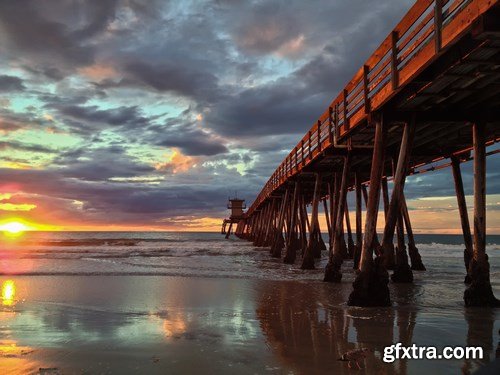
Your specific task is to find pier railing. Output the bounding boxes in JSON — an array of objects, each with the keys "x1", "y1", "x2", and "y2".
[{"x1": 248, "y1": 0, "x2": 492, "y2": 215}]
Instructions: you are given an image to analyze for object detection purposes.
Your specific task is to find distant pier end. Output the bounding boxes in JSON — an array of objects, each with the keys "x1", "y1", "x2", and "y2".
[{"x1": 221, "y1": 197, "x2": 247, "y2": 239}]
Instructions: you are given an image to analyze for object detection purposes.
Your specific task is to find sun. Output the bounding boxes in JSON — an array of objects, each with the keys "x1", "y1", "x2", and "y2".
[{"x1": 0, "y1": 221, "x2": 29, "y2": 234}]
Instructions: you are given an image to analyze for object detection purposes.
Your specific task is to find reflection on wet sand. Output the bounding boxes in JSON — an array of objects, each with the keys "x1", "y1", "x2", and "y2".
[
  {"x1": 160, "y1": 312, "x2": 187, "y2": 338},
  {"x1": 256, "y1": 280, "x2": 498, "y2": 375},
  {"x1": 2, "y1": 279, "x2": 16, "y2": 306},
  {"x1": 462, "y1": 308, "x2": 496, "y2": 374},
  {"x1": 256, "y1": 281, "x2": 405, "y2": 374},
  {"x1": 0, "y1": 277, "x2": 282, "y2": 373},
  {"x1": 1, "y1": 280, "x2": 41, "y2": 374},
  {"x1": 1, "y1": 276, "x2": 498, "y2": 374}
]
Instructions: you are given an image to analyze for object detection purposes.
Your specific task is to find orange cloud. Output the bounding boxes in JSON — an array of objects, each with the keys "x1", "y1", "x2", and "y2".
[
  {"x1": 155, "y1": 148, "x2": 197, "y2": 174},
  {"x1": 78, "y1": 64, "x2": 118, "y2": 80}
]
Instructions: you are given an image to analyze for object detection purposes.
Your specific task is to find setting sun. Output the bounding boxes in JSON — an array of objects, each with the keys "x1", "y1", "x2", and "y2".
[{"x1": 0, "y1": 221, "x2": 29, "y2": 234}]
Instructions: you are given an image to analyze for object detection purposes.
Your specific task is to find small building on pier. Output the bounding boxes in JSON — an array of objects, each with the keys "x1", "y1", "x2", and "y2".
[{"x1": 221, "y1": 197, "x2": 246, "y2": 238}]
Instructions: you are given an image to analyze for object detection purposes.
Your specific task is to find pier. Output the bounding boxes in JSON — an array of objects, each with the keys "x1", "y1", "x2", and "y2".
[{"x1": 229, "y1": 0, "x2": 500, "y2": 307}]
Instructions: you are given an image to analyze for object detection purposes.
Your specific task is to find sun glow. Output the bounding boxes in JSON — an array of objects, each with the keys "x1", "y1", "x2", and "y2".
[{"x1": 0, "y1": 221, "x2": 29, "y2": 234}]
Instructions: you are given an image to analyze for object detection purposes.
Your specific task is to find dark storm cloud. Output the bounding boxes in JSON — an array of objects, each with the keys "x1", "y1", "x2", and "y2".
[
  {"x1": 122, "y1": 61, "x2": 221, "y2": 102},
  {"x1": 0, "y1": 0, "x2": 120, "y2": 76},
  {"x1": 0, "y1": 75, "x2": 25, "y2": 92},
  {"x1": 54, "y1": 104, "x2": 149, "y2": 128},
  {"x1": 156, "y1": 128, "x2": 228, "y2": 156},
  {"x1": 54, "y1": 146, "x2": 156, "y2": 182}
]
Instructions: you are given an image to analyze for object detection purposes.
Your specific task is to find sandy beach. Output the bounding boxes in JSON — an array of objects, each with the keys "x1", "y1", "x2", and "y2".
[{"x1": 2, "y1": 272, "x2": 499, "y2": 374}]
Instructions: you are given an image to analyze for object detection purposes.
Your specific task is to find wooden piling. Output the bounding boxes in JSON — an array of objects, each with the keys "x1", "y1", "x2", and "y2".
[
  {"x1": 345, "y1": 202, "x2": 355, "y2": 259},
  {"x1": 381, "y1": 177, "x2": 395, "y2": 268},
  {"x1": 271, "y1": 188, "x2": 289, "y2": 258},
  {"x1": 391, "y1": 212, "x2": 414, "y2": 283},
  {"x1": 323, "y1": 198, "x2": 331, "y2": 240},
  {"x1": 362, "y1": 184, "x2": 380, "y2": 250},
  {"x1": 298, "y1": 194, "x2": 308, "y2": 255},
  {"x1": 324, "y1": 154, "x2": 351, "y2": 282},
  {"x1": 263, "y1": 198, "x2": 277, "y2": 247},
  {"x1": 353, "y1": 173, "x2": 363, "y2": 269},
  {"x1": 301, "y1": 173, "x2": 322, "y2": 270},
  {"x1": 284, "y1": 181, "x2": 300, "y2": 264},
  {"x1": 464, "y1": 122, "x2": 499, "y2": 307},
  {"x1": 328, "y1": 175, "x2": 336, "y2": 252},
  {"x1": 225, "y1": 222, "x2": 233, "y2": 239},
  {"x1": 401, "y1": 192, "x2": 426, "y2": 271},
  {"x1": 348, "y1": 113, "x2": 390, "y2": 306},
  {"x1": 380, "y1": 118, "x2": 415, "y2": 272},
  {"x1": 451, "y1": 156, "x2": 473, "y2": 283}
]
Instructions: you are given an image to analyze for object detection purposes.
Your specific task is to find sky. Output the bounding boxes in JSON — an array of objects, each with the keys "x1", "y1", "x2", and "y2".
[{"x1": 0, "y1": 0, "x2": 498, "y2": 232}]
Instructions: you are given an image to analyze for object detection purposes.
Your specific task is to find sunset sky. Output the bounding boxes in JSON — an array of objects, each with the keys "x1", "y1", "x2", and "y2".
[{"x1": 0, "y1": 0, "x2": 498, "y2": 232}]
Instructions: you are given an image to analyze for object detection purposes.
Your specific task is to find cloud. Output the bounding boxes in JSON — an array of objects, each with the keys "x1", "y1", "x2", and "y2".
[
  {"x1": 0, "y1": 141, "x2": 57, "y2": 154},
  {"x1": 0, "y1": 75, "x2": 25, "y2": 92},
  {"x1": 156, "y1": 130, "x2": 228, "y2": 156},
  {"x1": 122, "y1": 60, "x2": 221, "y2": 102},
  {"x1": 0, "y1": 0, "x2": 497, "y2": 231}
]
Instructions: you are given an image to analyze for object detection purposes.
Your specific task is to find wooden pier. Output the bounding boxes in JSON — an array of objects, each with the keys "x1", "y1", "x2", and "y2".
[{"x1": 229, "y1": 0, "x2": 500, "y2": 307}]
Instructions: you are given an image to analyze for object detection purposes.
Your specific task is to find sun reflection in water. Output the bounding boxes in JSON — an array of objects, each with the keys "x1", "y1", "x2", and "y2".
[
  {"x1": 2, "y1": 280, "x2": 16, "y2": 306},
  {"x1": 162, "y1": 314, "x2": 187, "y2": 337}
]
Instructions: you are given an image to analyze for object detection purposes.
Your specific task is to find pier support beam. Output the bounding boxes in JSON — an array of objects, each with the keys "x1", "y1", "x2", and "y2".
[
  {"x1": 263, "y1": 199, "x2": 277, "y2": 247},
  {"x1": 284, "y1": 181, "x2": 301, "y2": 264},
  {"x1": 348, "y1": 114, "x2": 390, "y2": 306},
  {"x1": 298, "y1": 194, "x2": 308, "y2": 256},
  {"x1": 353, "y1": 173, "x2": 363, "y2": 269},
  {"x1": 391, "y1": 212, "x2": 414, "y2": 283},
  {"x1": 401, "y1": 192, "x2": 426, "y2": 271},
  {"x1": 381, "y1": 177, "x2": 395, "y2": 269},
  {"x1": 271, "y1": 188, "x2": 289, "y2": 258},
  {"x1": 380, "y1": 118, "x2": 415, "y2": 272},
  {"x1": 362, "y1": 184, "x2": 380, "y2": 251},
  {"x1": 345, "y1": 202, "x2": 355, "y2": 259},
  {"x1": 225, "y1": 222, "x2": 233, "y2": 239},
  {"x1": 301, "y1": 173, "x2": 322, "y2": 269},
  {"x1": 324, "y1": 154, "x2": 351, "y2": 282},
  {"x1": 463, "y1": 122, "x2": 499, "y2": 307},
  {"x1": 323, "y1": 198, "x2": 331, "y2": 240},
  {"x1": 451, "y1": 156, "x2": 473, "y2": 283}
]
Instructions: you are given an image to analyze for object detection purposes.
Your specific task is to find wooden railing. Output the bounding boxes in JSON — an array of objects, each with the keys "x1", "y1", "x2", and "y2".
[{"x1": 247, "y1": 0, "x2": 496, "y2": 215}]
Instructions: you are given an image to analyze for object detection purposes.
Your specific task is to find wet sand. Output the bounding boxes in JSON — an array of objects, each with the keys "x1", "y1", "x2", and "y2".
[{"x1": 1, "y1": 274, "x2": 499, "y2": 374}]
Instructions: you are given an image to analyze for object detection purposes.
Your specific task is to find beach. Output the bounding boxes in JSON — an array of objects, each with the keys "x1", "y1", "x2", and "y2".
[{"x1": 1, "y1": 232, "x2": 500, "y2": 374}]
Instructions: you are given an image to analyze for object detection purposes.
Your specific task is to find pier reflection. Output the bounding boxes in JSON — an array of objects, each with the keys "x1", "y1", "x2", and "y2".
[
  {"x1": 462, "y1": 308, "x2": 496, "y2": 375},
  {"x1": 256, "y1": 281, "x2": 420, "y2": 374}
]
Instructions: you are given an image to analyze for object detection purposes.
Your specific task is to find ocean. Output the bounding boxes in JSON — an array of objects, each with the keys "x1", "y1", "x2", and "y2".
[
  {"x1": 1, "y1": 232, "x2": 499, "y2": 280},
  {"x1": 1, "y1": 232, "x2": 499, "y2": 374}
]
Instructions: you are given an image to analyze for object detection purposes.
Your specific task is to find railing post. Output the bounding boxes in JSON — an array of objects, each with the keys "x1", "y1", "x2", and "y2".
[
  {"x1": 434, "y1": 0, "x2": 443, "y2": 53},
  {"x1": 294, "y1": 147, "x2": 298, "y2": 171},
  {"x1": 334, "y1": 103, "x2": 340, "y2": 142},
  {"x1": 301, "y1": 139, "x2": 305, "y2": 167},
  {"x1": 343, "y1": 89, "x2": 349, "y2": 131},
  {"x1": 363, "y1": 65, "x2": 370, "y2": 113},
  {"x1": 317, "y1": 120, "x2": 322, "y2": 152},
  {"x1": 328, "y1": 106, "x2": 333, "y2": 144},
  {"x1": 308, "y1": 130, "x2": 312, "y2": 160},
  {"x1": 391, "y1": 31, "x2": 399, "y2": 90}
]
